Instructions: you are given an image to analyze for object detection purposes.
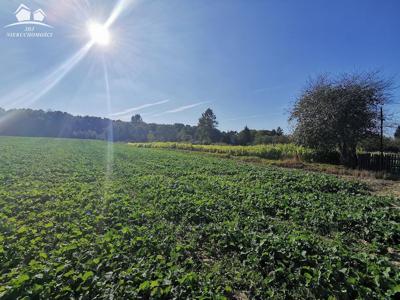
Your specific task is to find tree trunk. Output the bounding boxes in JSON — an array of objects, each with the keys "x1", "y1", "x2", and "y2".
[{"x1": 339, "y1": 142, "x2": 358, "y2": 168}]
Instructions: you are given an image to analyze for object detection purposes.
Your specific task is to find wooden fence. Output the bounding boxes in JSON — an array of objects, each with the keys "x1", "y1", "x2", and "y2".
[{"x1": 357, "y1": 153, "x2": 400, "y2": 174}]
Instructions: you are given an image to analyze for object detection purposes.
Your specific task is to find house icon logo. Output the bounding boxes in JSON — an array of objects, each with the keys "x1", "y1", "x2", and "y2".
[{"x1": 4, "y1": 3, "x2": 53, "y2": 28}]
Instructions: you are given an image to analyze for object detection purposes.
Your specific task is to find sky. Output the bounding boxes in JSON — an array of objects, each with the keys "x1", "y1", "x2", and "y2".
[{"x1": 0, "y1": 0, "x2": 399, "y2": 132}]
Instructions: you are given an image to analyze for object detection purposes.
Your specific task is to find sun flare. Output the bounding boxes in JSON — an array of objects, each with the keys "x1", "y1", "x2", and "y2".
[{"x1": 88, "y1": 22, "x2": 110, "y2": 46}]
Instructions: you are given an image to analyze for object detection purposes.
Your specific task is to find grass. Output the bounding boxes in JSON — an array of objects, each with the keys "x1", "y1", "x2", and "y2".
[
  {"x1": 130, "y1": 142, "x2": 315, "y2": 161},
  {"x1": 131, "y1": 142, "x2": 400, "y2": 181},
  {"x1": 0, "y1": 137, "x2": 399, "y2": 299}
]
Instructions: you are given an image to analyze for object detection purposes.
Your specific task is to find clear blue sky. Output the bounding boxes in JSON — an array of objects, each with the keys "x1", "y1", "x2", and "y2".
[{"x1": 0, "y1": 0, "x2": 399, "y2": 132}]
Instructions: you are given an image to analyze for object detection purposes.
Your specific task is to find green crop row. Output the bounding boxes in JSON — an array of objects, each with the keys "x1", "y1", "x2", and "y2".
[
  {"x1": 0, "y1": 137, "x2": 399, "y2": 299},
  {"x1": 130, "y1": 142, "x2": 318, "y2": 161}
]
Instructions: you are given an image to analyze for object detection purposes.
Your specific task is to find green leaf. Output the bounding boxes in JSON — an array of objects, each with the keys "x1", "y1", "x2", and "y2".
[
  {"x1": 391, "y1": 284, "x2": 400, "y2": 293},
  {"x1": 138, "y1": 281, "x2": 150, "y2": 291},
  {"x1": 63, "y1": 270, "x2": 75, "y2": 278},
  {"x1": 81, "y1": 271, "x2": 94, "y2": 282},
  {"x1": 347, "y1": 277, "x2": 357, "y2": 285},
  {"x1": 13, "y1": 274, "x2": 30, "y2": 287},
  {"x1": 304, "y1": 273, "x2": 313, "y2": 285},
  {"x1": 17, "y1": 226, "x2": 28, "y2": 234},
  {"x1": 339, "y1": 268, "x2": 347, "y2": 274},
  {"x1": 44, "y1": 222, "x2": 54, "y2": 228},
  {"x1": 56, "y1": 264, "x2": 66, "y2": 273},
  {"x1": 225, "y1": 286, "x2": 233, "y2": 293},
  {"x1": 33, "y1": 283, "x2": 43, "y2": 292}
]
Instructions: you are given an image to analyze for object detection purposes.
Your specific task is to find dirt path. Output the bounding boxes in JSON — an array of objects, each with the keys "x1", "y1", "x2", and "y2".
[{"x1": 366, "y1": 179, "x2": 400, "y2": 198}]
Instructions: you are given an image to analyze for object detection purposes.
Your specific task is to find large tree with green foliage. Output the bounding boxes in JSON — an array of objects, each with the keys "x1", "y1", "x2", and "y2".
[
  {"x1": 238, "y1": 126, "x2": 253, "y2": 145},
  {"x1": 290, "y1": 72, "x2": 392, "y2": 167},
  {"x1": 131, "y1": 114, "x2": 143, "y2": 124},
  {"x1": 197, "y1": 108, "x2": 219, "y2": 143}
]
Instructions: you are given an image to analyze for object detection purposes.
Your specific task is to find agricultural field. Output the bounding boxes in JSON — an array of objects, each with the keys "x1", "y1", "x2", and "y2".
[
  {"x1": 130, "y1": 142, "x2": 315, "y2": 161},
  {"x1": 0, "y1": 136, "x2": 399, "y2": 299}
]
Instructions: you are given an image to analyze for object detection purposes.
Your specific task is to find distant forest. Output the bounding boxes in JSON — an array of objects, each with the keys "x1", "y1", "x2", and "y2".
[{"x1": 0, "y1": 108, "x2": 288, "y2": 145}]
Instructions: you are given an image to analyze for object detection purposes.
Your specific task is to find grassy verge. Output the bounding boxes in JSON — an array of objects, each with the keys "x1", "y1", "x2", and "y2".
[
  {"x1": 130, "y1": 142, "x2": 398, "y2": 180},
  {"x1": 130, "y1": 142, "x2": 316, "y2": 161}
]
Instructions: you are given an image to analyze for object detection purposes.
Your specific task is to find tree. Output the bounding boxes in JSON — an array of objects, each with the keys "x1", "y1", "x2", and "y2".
[
  {"x1": 0, "y1": 106, "x2": 287, "y2": 146},
  {"x1": 290, "y1": 72, "x2": 392, "y2": 167},
  {"x1": 395, "y1": 126, "x2": 400, "y2": 140},
  {"x1": 177, "y1": 125, "x2": 195, "y2": 142},
  {"x1": 276, "y1": 127, "x2": 284, "y2": 136},
  {"x1": 221, "y1": 131, "x2": 238, "y2": 145},
  {"x1": 131, "y1": 114, "x2": 143, "y2": 124},
  {"x1": 197, "y1": 108, "x2": 218, "y2": 143},
  {"x1": 238, "y1": 126, "x2": 253, "y2": 145}
]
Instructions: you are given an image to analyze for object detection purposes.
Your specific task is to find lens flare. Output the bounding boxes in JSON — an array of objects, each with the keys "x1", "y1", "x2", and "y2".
[{"x1": 88, "y1": 22, "x2": 110, "y2": 46}]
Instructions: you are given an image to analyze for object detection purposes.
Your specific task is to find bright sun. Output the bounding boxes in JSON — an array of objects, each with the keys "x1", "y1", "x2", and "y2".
[{"x1": 88, "y1": 22, "x2": 110, "y2": 46}]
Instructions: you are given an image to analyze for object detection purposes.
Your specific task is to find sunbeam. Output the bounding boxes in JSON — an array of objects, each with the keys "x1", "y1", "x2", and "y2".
[
  {"x1": 102, "y1": 57, "x2": 114, "y2": 180},
  {"x1": 105, "y1": 0, "x2": 138, "y2": 28}
]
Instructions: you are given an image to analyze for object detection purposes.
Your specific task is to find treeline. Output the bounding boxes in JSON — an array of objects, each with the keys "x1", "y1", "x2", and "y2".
[{"x1": 0, "y1": 108, "x2": 287, "y2": 145}]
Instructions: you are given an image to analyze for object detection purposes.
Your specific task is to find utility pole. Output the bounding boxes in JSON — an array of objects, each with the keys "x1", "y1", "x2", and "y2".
[{"x1": 380, "y1": 106, "x2": 384, "y2": 170}]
